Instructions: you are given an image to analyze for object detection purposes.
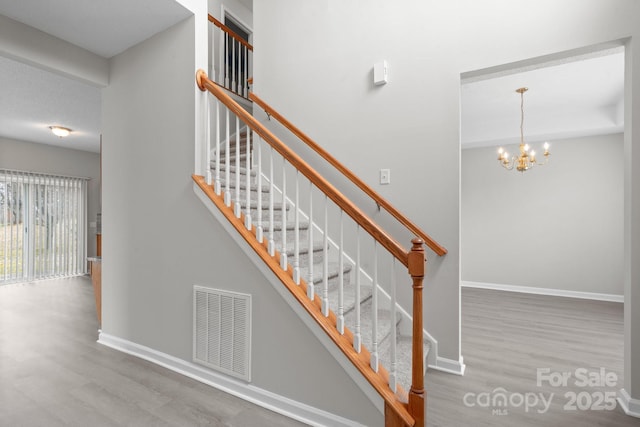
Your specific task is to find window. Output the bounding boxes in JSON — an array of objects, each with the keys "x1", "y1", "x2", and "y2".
[{"x1": 0, "y1": 169, "x2": 87, "y2": 284}]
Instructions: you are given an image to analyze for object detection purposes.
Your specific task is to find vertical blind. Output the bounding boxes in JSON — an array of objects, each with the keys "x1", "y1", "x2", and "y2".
[{"x1": 0, "y1": 169, "x2": 88, "y2": 284}]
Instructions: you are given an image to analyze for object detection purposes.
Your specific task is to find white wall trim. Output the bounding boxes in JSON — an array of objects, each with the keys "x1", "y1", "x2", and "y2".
[
  {"x1": 618, "y1": 389, "x2": 640, "y2": 418},
  {"x1": 429, "y1": 356, "x2": 466, "y2": 376},
  {"x1": 98, "y1": 332, "x2": 367, "y2": 427},
  {"x1": 462, "y1": 281, "x2": 624, "y2": 303}
]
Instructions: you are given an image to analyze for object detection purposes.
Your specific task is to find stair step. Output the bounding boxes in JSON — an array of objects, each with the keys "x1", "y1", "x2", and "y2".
[
  {"x1": 300, "y1": 260, "x2": 352, "y2": 286},
  {"x1": 210, "y1": 162, "x2": 256, "y2": 177},
  {"x1": 216, "y1": 153, "x2": 249, "y2": 163},
  {"x1": 276, "y1": 241, "x2": 325, "y2": 265},
  {"x1": 234, "y1": 199, "x2": 291, "y2": 211},
  {"x1": 216, "y1": 179, "x2": 270, "y2": 193},
  {"x1": 261, "y1": 221, "x2": 312, "y2": 248},
  {"x1": 261, "y1": 220, "x2": 310, "y2": 232},
  {"x1": 344, "y1": 299, "x2": 400, "y2": 356},
  {"x1": 325, "y1": 278, "x2": 372, "y2": 316},
  {"x1": 379, "y1": 336, "x2": 431, "y2": 392}
]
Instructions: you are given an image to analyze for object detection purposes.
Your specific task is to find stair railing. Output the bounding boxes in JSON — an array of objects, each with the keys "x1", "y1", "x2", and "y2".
[
  {"x1": 196, "y1": 69, "x2": 444, "y2": 427},
  {"x1": 208, "y1": 14, "x2": 252, "y2": 99},
  {"x1": 250, "y1": 93, "x2": 447, "y2": 258}
]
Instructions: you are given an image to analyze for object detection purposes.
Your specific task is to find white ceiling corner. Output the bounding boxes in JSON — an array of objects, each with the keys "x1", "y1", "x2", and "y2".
[{"x1": 0, "y1": 0, "x2": 193, "y2": 153}]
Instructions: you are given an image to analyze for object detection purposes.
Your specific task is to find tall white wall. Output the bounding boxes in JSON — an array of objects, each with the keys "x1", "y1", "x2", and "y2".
[
  {"x1": 253, "y1": 0, "x2": 640, "y2": 407},
  {"x1": 462, "y1": 134, "x2": 624, "y2": 295},
  {"x1": 100, "y1": 16, "x2": 380, "y2": 425},
  {"x1": 0, "y1": 136, "x2": 101, "y2": 257}
]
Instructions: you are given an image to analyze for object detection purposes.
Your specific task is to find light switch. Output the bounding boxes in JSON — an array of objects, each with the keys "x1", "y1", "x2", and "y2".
[
  {"x1": 374, "y1": 61, "x2": 388, "y2": 86},
  {"x1": 380, "y1": 169, "x2": 390, "y2": 185}
]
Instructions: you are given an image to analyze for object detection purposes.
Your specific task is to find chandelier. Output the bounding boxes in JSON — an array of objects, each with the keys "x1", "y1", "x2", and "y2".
[{"x1": 497, "y1": 87, "x2": 550, "y2": 172}]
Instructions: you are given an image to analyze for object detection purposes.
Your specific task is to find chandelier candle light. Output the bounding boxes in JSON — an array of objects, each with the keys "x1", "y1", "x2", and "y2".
[{"x1": 497, "y1": 87, "x2": 550, "y2": 172}]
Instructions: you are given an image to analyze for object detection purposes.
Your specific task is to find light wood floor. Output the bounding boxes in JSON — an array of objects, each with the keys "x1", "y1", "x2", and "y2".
[
  {"x1": 0, "y1": 276, "x2": 307, "y2": 427},
  {"x1": 2, "y1": 277, "x2": 639, "y2": 426},
  {"x1": 426, "y1": 287, "x2": 640, "y2": 427}
]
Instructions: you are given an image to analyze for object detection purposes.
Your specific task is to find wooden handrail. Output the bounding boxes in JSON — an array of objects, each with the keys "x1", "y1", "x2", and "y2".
[
  {"x1": 197, "y1": 69, "x2": 410, "y2": 267},
  {"x1": 208, "y1": 14, "x2": 253, "y2": 52},
  {"x1": 249, "y1": 93, "x2": 447, "y2": 257}
]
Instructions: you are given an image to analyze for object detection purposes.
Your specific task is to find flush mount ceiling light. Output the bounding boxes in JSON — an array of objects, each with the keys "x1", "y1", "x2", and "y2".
[
  {"x1": 497, "y1": 87, "x2": 550, "y2": 172},
  {"x1": 49, "y1": 126, "x2": 72, "y2": 138}
]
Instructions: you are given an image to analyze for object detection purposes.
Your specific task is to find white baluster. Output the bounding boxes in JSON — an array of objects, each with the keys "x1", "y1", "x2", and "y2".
[
  {"x1": 293, "y1": 170, "x2": 300, "y2": 284},
  {"x1": 224, "y1": 34, "x2": 229, "y2": 89},
  {"x1": 354, "y1": 225, "x2": 362, "y2": 353},
  {"x1": 321, "y1": 195, "x2": 329, "y2": 316},
  {"x1": 256, "y1": 134, "x2": 263, "y2": 243},
  {"x1": 240, "y1": 45, "x2": 246, "y2": 97},
  {"x1": 224, "y1": 108, "x2": 231, "y2": 207},
  {"x1": 214, "y1": 100, "x2": 221, "y2": 195},
  {"x1": 306, "y1": 181, "x2": 314, "y2": 300},
  {"x1": 244, "y1": 47, "x2": 249, "y2": 97},
  {"x1": 371, "y1": 241, "x2": 379, "y2": 373},
  {"x1": 205, "y1": 94, "x2": 211, "y2": 185},
  {"x1": 337, "y1": 209, "x2": 345, "y2": 334},
  {"x1": 244, "y1": 127, "x2": 252, "y2": 229},
  {"x1": 389, "y1": 258, "x2": 398, "y2": 393},
  {"x1": 268, "y1": 146, "x2": 275, "y2": 256},
  {"x1": 218, "y1": 27, "x2": 224, "y2": 84},
  {"x1": 280, "y1": 160, "x2": 288, "y2": 270},
  {"x1": 234, "y1": 119, "x2": 241, "y2": 218},
  {"x1": 231, "y1": 38, "x2": 236, "y2": 93}
]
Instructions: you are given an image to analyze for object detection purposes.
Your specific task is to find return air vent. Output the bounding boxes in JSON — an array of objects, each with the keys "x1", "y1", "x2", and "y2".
[{"x1": 193, "y1": 286, "x2": 251, "y2": 381}]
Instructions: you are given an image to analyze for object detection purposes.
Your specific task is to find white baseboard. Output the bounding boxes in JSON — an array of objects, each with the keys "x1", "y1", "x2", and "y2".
[
  {"x1": 98, "y1": 333, "x2": 366, "y2": 427},
  {"x1": 462, "y1": 281, "x2": 623, "y2": 303},
  {"x1": 618, "y1": 389, "x2": 640, "y2": 418},
  {"x1": 429, "y1": 355, "x2": 466, "y2": 376}
]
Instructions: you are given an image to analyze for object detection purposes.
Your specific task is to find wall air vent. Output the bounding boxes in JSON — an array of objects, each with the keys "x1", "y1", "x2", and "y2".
[{"x1": 193, "y1": 286, "x2": 251, "y2": 381}]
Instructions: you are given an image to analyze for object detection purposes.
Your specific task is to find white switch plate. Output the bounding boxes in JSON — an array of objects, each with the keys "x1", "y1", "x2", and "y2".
[{"x1": 380, "y1": 169, "x2": 390, "y2": 185}]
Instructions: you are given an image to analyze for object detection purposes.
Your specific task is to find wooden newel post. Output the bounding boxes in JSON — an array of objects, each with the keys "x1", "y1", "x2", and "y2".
[{"x1": 408, "y1": 238, "x2": 426, "y2": 427}]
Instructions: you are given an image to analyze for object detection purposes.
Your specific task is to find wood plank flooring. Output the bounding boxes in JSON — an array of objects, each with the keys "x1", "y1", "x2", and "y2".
[
  {"x1": 2, "y1": 277, "x2": 639, "y2": 426},
  {"x1": 426, "y1": 287, "x2": 640, "y2": 426},
  {"x1": 0, "y1": 276, "x2": 307, "y2": 427}
]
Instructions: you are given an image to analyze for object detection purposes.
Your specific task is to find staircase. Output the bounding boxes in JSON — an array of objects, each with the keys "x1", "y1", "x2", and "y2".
[
  {"x1": 210, "y1": 152, "x2": 431, "y2": 394},
  {"x1": 195, "y1": 69, "x2": 447, "y2": 427}
]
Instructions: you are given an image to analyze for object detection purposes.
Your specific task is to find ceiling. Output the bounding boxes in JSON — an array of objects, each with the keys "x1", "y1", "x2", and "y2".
[
  {"x1": 0, "y1": 0, "x2": 191, "y2": 58},
  {"x1": 461, "y1": 48, "x2": 625, "y2": 149},
  {"x1": 0, "y1": 0, "x2": 191, "y2": 153},
  {"x1": 0, "y1": 2, "x2": 625, "y2": 154}
]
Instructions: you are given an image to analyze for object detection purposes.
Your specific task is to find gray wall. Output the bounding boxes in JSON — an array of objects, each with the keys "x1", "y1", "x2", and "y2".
[
  {"x1": 254, "y1": 0, "x2": 463, "y2": 365},
  {"x1": 0, "y1": 136, "x2": 101, "y2": 258},
  {"x1": 253, "y1": 0, "x2": 640, "y2": 399},
  {"x1": 462, "y1": 134, "x2": 624, "y2": 295},
  {"x1": 101, "y1": 16, "x2": 380, "y2": 425}
]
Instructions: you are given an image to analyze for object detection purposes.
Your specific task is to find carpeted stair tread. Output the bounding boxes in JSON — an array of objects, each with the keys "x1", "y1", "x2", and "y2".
[
  {"x1": 210, "y1": 162, "x2": 256, "y2": 176},
  {"x1": 344, "y1": 298, "x2": 400, "y2": 352},
  {"x1": 379, "y1": 336, "x2": 431, "y2": 392}
]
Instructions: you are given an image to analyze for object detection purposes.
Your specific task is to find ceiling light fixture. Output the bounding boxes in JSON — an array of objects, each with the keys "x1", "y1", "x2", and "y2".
[
  {"x1": 497, "y1": 87, "x2": 550, "y2": 172},
  {"x1": 49, "y1": 126, "x2": 72, "y2": 138}
]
